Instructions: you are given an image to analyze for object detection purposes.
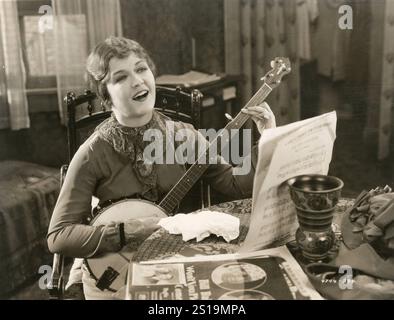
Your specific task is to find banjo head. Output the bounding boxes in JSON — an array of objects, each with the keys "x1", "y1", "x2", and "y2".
[
  {"x1": 86, "y1": 199, "x2": 168, "y2": 293},
  {"x1": 91, "y1": 198, "x2": 168, "y2": 226}
]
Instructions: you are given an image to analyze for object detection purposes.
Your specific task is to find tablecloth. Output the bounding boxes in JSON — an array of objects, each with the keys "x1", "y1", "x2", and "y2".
[{"x1": 133, "y1": 198, "x2": 354, "y2": 262}]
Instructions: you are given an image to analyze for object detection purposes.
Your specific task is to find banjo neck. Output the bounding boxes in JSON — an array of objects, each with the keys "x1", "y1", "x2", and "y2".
[
  {"x1": 159, "y1": 83, "x2": 273, "y2": 215},
  {"x1": 159, "y1": 57, "x2": 291, "y2": 215}
]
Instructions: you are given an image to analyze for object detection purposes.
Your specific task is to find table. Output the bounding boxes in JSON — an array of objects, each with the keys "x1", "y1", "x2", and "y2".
[
  {"x1": 133, "y1": 197, "x2": 354, "y2": 263},
  {"x1": 133, "y1": 197, "x2": 394, "y2": 300}
]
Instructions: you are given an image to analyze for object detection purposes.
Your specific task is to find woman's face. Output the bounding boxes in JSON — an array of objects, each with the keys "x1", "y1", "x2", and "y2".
[{"x1": 106, "y1": 53, "x2": 156, "y2": 126}]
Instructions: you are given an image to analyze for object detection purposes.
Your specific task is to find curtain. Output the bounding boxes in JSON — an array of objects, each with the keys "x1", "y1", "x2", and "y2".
[
  {"x1": 363, "y1": 0, "x2": 394, "y2": 160},
  {"x1": 0, "y1": 0, "x2": 30, "y2": 130},
  {"x1": 224, "y1": 0, "x2": 301, "y2": 127},
  {"x1": 312, "y1": 0, "x2": 350, "y2": 82},
  {"x1": 0, "y1": 29, "x2": 8, "y2": 129},
  {"x1": 52, "y1": 0, "x2": 123, "y2": 124},
  {"x1": 377, "y1": 0, "x2": 394, "y2": 159},
  {"x1": 86, "y1": 0, "x2": 123, "y2": 50}
]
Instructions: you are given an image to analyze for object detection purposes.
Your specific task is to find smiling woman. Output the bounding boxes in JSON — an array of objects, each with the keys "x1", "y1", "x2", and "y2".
[
  {"x1": 47, "y1": 36, "x2": 276, "y2": 300},
  {"x1": 105, "y1": 54, "x2": 156, "y2": 126}
]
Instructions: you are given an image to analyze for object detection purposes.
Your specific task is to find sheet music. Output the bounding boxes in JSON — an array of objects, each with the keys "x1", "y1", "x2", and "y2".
[{"x1": 239, "y1": 111, "x2": 337, "y2": 252}]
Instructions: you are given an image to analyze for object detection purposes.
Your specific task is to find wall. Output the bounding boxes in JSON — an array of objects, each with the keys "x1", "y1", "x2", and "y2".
[
  {"x1": 120, "y1": 0, "x2": 224, "y2": 75},
  {"x1": 121, "y1": 0, "x2": 193, "y2": 75},
  {"x1": 189, "y1": 0, "x2": 224, "y2": 73}
]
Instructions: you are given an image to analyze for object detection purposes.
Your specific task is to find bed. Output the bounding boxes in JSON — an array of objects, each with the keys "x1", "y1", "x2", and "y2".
[{"x1": 0, "y1": 160, "x2": 60, "y2": 297}]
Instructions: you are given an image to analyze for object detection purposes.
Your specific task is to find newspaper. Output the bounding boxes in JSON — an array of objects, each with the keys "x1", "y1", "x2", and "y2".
[
  {"x1": 239, "y1": 111, "x2": 337, "y2": 252},
  {"x1": 126, "y1": 246, "x2": 322, "y2": 300}
]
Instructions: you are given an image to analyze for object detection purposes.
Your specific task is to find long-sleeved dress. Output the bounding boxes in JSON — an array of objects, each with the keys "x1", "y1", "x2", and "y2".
[{"x1": 47, "y1": 111, "x2": 257, "y2": 258}]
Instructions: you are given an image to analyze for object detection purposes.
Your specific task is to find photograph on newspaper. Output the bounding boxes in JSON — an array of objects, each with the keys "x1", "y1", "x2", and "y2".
[{"x1": 126, "y1": 246, "x2": 322, "y2": 300}]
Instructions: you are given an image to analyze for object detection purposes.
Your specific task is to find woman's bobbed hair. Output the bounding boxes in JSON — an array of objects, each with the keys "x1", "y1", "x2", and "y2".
[{"x1": 86, "y1": 36, "x2": 156, "y2": 107}]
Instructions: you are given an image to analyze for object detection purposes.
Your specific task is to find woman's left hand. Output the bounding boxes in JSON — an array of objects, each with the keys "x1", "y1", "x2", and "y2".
[{"x1": 241, "y1": 102, "x2": 276, "y2": 135}]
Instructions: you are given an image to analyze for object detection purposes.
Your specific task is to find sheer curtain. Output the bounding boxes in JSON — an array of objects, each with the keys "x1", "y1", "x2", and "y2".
[
  {"x1": 52, "y1": 0, "x2": 122, "y2": 124},
  {"x1": 224, "y1": 0, "x2": 301, "y2": 126},
  {"x1": 0, "y1": 0, "x2": 30, "y2": 130}
]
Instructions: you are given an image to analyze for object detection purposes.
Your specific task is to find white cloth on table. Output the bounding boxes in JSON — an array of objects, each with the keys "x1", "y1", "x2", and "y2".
[{"x1": 158, "y1": 211, "x2": 240, "y2": 242}]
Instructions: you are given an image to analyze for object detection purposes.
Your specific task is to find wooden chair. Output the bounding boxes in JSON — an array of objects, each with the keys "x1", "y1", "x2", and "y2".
[{"x1": 47, "y1": 86, "x2": 208, "y2": 299}]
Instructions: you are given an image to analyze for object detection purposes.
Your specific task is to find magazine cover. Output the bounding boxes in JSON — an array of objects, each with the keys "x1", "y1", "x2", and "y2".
[{"x1": 126, "y1": 246, "x2": 322, "y2": 300}]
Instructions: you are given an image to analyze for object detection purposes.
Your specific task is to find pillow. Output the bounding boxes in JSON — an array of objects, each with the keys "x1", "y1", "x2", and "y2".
[{"x1": 337, "y1": 187, "x2": 394, "y2": 280}]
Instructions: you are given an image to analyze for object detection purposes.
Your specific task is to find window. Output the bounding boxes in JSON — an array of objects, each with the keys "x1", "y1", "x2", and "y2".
[
  {"x1": 18, "y1": 0, "x2": 55, "y2": 90},
  {"x1": 23, "y1": 15, "x2": 56, "y2": 77}
]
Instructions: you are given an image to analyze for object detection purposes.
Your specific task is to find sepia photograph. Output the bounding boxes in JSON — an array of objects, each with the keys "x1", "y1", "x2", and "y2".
[{"x1": 0, "y1": 0, "x2": 393, "y2": 301}]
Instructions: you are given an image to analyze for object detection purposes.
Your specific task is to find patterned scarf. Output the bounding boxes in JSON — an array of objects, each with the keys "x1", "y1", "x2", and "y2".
[{"x1": 95, "y1": 111, "x2": 170, "y2": 202}]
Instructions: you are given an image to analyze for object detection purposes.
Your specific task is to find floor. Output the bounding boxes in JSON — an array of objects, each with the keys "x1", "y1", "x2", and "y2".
[
  {"x1": 7, "y1": 277, "x2": 50, "y2": 300},
  {"x1": 7, "y1": 261, "x2": 74, "y2": 300}
]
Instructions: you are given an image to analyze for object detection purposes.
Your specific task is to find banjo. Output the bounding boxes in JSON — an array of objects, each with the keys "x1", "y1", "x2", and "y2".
[{"x1": 84, "y1": 57, "x2": 291, "y2": 292}]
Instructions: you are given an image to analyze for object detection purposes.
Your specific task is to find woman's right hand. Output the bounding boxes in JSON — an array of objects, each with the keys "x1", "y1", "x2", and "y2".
[{"x1": 123, "y1": 216, "x2": 161, "y2": 245}]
